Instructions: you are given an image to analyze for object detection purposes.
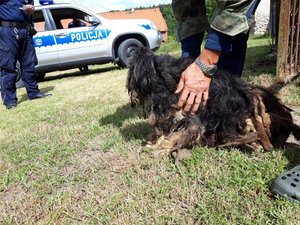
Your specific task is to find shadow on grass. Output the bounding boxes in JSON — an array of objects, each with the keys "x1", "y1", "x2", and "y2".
[
  {"x1": 119, "y1": 121, "x2": 151, "y2": 141},
  {"x1": 17, "y1": 85, "x2": 55, "y2": 104},
  {"x1": 282, "y1": 142, "x2": 300, "y2": 168},
  {"x1": 42, "y1": 65, "x2": 119, "y2": 82},
  {"x1": 99, "y1": 103, "x2": 151, "y2": 141},
  {"x1": 268, "y1": 142, "x2": 300, "y2": 187},
  {"x1": 268, "y1": 74, "x2": 300, "y2": 94},
  {"x1": 243, "y1": 43, "x2": 300, "y2": 94},
  {"x1": 267, "y1": 143, "x2": 300, "y2": 194},
  {"x1": 244, "y1": 46, "x2": 276, "y2": 77},
  {"x1": 100, "y1": 103, "x2": 142, "y2": 127}
]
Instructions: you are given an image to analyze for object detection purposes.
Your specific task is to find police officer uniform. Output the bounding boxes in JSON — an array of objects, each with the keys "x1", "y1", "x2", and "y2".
[{"x1": 0, "y1": 0, "x2": 50, "y2": 109}]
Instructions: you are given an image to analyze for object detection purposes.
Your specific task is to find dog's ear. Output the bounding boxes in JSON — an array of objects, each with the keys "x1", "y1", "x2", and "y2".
[
  {"x1": 127, "y1": 46, "x2": 153, "y2": 68},
  {"x1": 127, "y1": 46, "x2": 143, "y2": 67}
]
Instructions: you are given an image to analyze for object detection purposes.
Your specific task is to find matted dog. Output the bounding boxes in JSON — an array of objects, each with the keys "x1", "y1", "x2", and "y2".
[{"x1": 126, "y1": 46, "x2": 300, "y2": 157}]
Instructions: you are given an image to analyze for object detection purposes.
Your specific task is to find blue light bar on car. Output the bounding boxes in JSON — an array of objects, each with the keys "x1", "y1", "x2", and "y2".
[{"x1": 39, "y1": 0, "x2": 54, "y2": 5}]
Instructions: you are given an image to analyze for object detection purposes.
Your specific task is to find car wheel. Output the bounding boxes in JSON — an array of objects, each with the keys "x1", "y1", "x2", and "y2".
[
  {"x1": 117, "y1": 38, "x2": 143, "y2": 68},
  {"x1": 79, "y1": 66, "x2": 89, "y2": 72}
]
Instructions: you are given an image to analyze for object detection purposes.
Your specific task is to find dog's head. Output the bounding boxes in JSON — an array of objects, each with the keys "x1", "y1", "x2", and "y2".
[
  {"x1": 126, "y1": 46, "x2": 157, "y2": 107},
  {"x1": 126, "y1": 46, "x2": 193, "y2": 107}
]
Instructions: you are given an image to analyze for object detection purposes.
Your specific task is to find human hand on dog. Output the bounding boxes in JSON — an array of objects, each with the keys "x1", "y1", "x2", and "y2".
[
  {"x1": 176, "y1": 49, "x2": 220, "y2": 114},
  {"x1": 176, "y1": 63, "x2": 211, "y2": 114}
]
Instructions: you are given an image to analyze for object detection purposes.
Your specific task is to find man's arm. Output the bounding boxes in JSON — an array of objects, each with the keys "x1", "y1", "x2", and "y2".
[{"x1": 176, "y1": 0, "x2": 258, "y2": 114}]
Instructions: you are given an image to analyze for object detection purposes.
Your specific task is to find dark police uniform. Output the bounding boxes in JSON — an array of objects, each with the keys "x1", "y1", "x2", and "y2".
[{"x1": 0, "y1": 0, "x2": 46, "y2": 109}]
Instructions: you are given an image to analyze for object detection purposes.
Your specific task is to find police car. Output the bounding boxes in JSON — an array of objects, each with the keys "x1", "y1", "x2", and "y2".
[{"x1": 31, "y1": 0, "x2": 163, "y2": 81}]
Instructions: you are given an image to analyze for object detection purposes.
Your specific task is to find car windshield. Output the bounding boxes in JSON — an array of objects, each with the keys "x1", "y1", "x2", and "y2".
[
  {"x1": 50, "y1": 8, "x2": 98, "y2": 30},
  {"x1": 33, "y1": 7, "x2": 101, "y2": 32}
]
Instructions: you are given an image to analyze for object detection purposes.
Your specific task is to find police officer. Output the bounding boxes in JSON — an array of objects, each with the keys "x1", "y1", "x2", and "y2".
[
  {"x1": 68, "y1": 18, "x2": 86, "y2": 28},
  {"x1": 0, "y1": 0, "x2": 51, "y2": 110}
]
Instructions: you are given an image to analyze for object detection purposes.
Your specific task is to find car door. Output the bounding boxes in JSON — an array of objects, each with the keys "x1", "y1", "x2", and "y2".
[
  {"x1": 47, "y1": 7, "x2": 111, "y2": 67},
  {"x1": 32, "y1": 8, "x2": 59, "y2": 72}
]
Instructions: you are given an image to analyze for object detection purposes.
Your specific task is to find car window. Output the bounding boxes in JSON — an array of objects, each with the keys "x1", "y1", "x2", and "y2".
[
  {"x1": 61, "y1": 18, "x2": 86, "y2": 29},
  {"x1": 33, "y1": 10, "x2": 48, "y2": 32},
  {"x1": 49, "y1": 8, "x2": 97, "y2": 30}
]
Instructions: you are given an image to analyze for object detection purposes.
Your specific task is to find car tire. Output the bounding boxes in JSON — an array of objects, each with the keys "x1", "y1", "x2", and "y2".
[
  {"x1": 117, "y1": 38, "x2": 143, "y2": 68},
  {"x1": 79, "y1": 66, "x2": 89, "y2": 72}
]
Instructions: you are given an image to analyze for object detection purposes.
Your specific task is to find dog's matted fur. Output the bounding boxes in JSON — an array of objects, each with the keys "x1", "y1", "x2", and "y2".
[{"x1": 126, "y1": 46, "x2": 300, "y2": 156}]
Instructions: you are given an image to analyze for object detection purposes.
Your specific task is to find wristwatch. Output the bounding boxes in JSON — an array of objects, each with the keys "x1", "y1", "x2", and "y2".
[{"x1": 195, "y1": 58, "x2": 218, "y2": 76}]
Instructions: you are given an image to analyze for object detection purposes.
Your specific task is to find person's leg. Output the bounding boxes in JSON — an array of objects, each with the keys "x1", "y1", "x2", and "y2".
[
  {"x1": 19, "y1": 29, "x2": 41, "y2": 99},
  {"x1": 0, "y1": 27, "x2": 18, "y2": 108},
  {"x1": 180, "y1": 32, "x2": 204, "y2": 58},
  {"x1": 0, "y1": 69, "x2": 18, "y2": 108},
  {"x1": 217, "y1": 0, "x2": 261, "y2": 76},
  {"x1": 217, "y1": 31, "x2": 250, "y2": 77}
]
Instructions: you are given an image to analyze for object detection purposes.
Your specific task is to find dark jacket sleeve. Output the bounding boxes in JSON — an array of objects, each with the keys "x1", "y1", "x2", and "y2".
[
  {"x1": 172, "y1": 0, "x2": 209, "y2": 41},
  {"x1": 205, "y1": 0, "x2": 258, "y2": 53},
  {"x1": 211, "y1": 0, "x2": 255, "y2": 36}
]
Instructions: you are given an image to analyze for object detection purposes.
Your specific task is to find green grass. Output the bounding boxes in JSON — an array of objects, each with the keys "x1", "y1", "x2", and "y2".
[{"x1": 0, "y1": 36, "x2": 300, "y2": 224}]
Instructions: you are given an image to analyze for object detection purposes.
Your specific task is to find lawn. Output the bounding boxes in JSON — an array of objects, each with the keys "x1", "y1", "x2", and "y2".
[{"x1": 0, "y1": 36, "x2": 300, "y2": 224}]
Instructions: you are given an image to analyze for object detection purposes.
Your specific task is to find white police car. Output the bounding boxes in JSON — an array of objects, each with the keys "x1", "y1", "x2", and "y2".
[{"x1": 32, "y1": 1, "x2": 163, "y2": 81}]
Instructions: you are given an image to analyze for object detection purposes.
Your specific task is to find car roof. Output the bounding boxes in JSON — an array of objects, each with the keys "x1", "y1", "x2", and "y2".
[
  {"x1": 35, "y1": 3, "x2": 75, "y2": 10},
  {"x1": 34, "y1": 3, "x2": 101, "y2": 19}
]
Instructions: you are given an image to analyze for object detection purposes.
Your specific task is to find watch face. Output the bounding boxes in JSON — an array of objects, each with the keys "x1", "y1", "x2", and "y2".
[{"x1": 208, "y1": 66, "x2": 217, "y2": 75}]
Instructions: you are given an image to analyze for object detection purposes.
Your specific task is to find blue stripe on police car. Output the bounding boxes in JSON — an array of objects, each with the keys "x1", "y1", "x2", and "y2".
[
  {"x1": 34, "y1": 35, "x2": 56, "y2": 48},
  {"x1": 139, "y1": 24, "x2": 151, "y2": 30},
  {"x1": 56, "y1": 29, "x2": 110, "y2": 45},
  {"x1": 33, "y1": 29, "x2": 111, "y2": 48}
]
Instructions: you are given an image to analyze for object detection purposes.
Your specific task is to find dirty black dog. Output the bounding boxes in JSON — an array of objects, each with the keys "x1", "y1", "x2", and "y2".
[{"x1": 126, "y1": 46, "x2": 300, "y2": 157}]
